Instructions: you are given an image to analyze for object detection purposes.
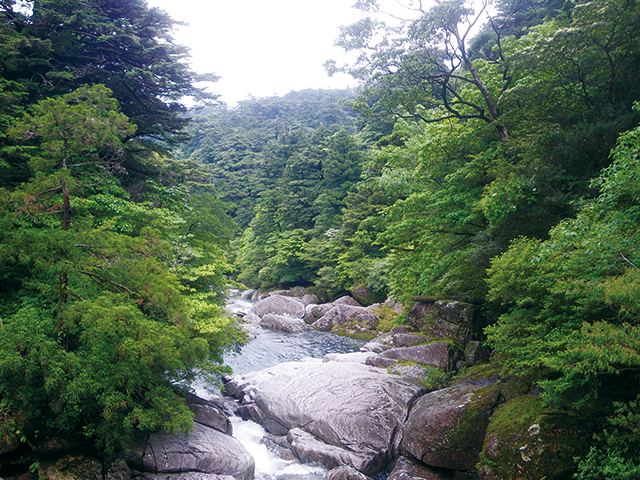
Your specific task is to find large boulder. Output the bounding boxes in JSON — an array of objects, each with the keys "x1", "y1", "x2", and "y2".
[
  {"x1": 388, "y1": 456, "x2": 451, "y2": 480},
  {"x1": 250, "y1": 295, "x2": 305, "y2": 319},
  {"x1": 187, "y1": 394, "x2": 232, "y2": 436},
  {"x1": 225, "y1": 359, "x2": 426, "y2": 476},
  {"x1": 407, "y1": 300, "x2": 480, "y2": 345},
  {"x1": 304, "y1": 303, "x2": 335, "y2": 324},
  {"x1": 328, "y1": 465, "x2": 373, "y2": 480},
  {"x1": 378, "y1": 343, "x2": 461, "y2": 371},
  {"x1": 260, "y1": 313, "x2": 308, "y2": 333},
  {"x1": 477, "y1": 395, "x2": 591, "y2": 480},
  {"x1": 402, "y1": 382, "x2": 500, "y2": 471},
  {"x1": 126, "y1": 423, "x2": 254, "y2": 480},
  {"x1": 312, "y1": 305, "x2": 366, "y2": 331}
]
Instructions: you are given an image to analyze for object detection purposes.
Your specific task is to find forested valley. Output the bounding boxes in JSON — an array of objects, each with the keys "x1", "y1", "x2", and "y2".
[{"x1": 1, "y1": 0, "x2": 640, "y2": 478}]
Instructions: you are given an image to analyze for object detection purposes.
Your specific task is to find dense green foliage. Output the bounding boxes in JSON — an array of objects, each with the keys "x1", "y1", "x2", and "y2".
[
  {"x1": 0, "y1": 0, "x2": 242, "y2": 459},
  {"x1": 2, "y1": 0, "x2": 640, "y2": 474},
  {"x1": 178, "y1": 89, "x2": 396, "y2": 297},
  {"x1": 0, "y1": 85, "x2": 242, "y2": 454},
  {"x1": 178, "y1": 0, "x2": 640, "y2": 475}
]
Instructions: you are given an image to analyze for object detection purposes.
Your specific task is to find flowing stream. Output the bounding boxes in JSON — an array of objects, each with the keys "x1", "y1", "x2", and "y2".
[{"x1": 199, "y1": 294, "x2": 367, "y2": 480}]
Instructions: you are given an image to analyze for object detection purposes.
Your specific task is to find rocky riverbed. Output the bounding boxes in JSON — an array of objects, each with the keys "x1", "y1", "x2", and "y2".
[{"x1": 0, "y1": 288, "x2": 591, "y2": 480}]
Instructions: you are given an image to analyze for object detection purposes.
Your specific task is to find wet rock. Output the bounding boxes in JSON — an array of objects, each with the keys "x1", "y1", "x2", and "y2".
[
  {"x1": 126, "y1": 423, "x2": 254, "y2": 480},
  {"x1": 288, "y1": 428, "x2": 377, "y2": 474},
  {"x1": 327, "y1": 465, "x2": 373, "y2": 480},
  {"x1": 269, "y1": 290, "x2": 298, "y2": 298},
  {"x1": 402, "y1": 382, "x2": 500, "y2": 471},
  {"x1": 304, "y1": 303, "x2": 335, "y2": 324},
  {"x1": 226, "y1": 360, "x2": 426, "y2": 475},
  {"x1": 365, "y1": 356, "x2": 398, "y2": 368},
  {"x1": 387, "y1": 363, "x2": 428, "y2": 380},
  {"x1": 351, "y1": 312, "x2": 379, "y2": 330},
  {"x1": 250, "y1": 290, "x2": 268, "y2": 303},
  {"x1": 260, "y1": 313, "x2": 308, "y2": 333},
  {"x1": 388, "y1": 456, "x2": 451, "y2": 480},
  {"x1": 351, "y1": 285, "x2": 385, "y2": 307},
  {"x1": 187, "y1": 394, "x2": 232, "y2": 435}
]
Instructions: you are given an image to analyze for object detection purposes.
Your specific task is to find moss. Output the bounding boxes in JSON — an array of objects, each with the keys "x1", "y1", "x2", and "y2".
[
  {"x1": 448, "y1": 383, "x2": 501, "y2": 451},
  {"x1": 419, "y1": 366, "x2": 454, "y2": 391},
  {"x1": 330, "y1": 324, "x2": 376, "y2": 340},
  {"x1": 368, "y1": 304, "x2": 402, "y2": 332},
  {"x1": 478, "y1": 394, "x2": 592, "y2": 480},
  {"x1": 454, "y1": 360, "x2": 502, "y2": 385}
]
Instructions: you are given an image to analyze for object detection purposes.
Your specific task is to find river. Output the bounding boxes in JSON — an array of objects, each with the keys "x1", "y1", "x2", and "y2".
[{"x1": 197, "y1": 294, "x2": 367, "y2": 480}]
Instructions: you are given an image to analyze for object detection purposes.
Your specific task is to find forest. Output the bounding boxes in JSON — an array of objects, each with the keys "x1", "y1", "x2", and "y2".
[{"x1": 1, "y1": 0, "x2": 640, "y2": 478}]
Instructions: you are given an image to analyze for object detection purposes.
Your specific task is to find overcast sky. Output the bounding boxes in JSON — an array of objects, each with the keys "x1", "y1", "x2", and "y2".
[{"x1": 146, "y1": 0, "x2": 365, "y2": 105}]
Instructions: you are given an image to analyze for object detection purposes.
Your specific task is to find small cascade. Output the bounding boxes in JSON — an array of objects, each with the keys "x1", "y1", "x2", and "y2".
[{"x1": 231, "y1": 416, "x2": 327, "y2": 480}]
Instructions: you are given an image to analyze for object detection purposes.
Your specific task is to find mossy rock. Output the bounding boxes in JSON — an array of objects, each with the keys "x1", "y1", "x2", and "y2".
[
  {"x1": 402, "y1": 382, "x2": 501, "y2": 471},
  {"x1": 478, "y1": 395, "x2": 592, "y2": 480},
  {"x1": 351, "y1": 284, "x2": 386, "y2": 306}
]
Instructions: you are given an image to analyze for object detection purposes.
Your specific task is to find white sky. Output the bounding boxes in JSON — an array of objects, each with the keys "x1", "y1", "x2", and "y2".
[{"x1": 146, "y1": 0, "x2": 365, "y2": 106}]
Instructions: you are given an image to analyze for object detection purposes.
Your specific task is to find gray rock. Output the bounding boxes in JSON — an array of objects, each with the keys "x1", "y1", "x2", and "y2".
[
  {"x1": 240, "y1": 289, "x2": 255, "y2": 300},
  {"x1": 301, "y1": 294, "x2": 317, "y2": 305},
  {"x1": 333, "y1": 296, "x2": 361, "y2": 306},
  {"x1": 269, "y1": 289, "x2": 298, "y2": 298},
  {"x1": 353, "y1": 312, "x2": 379, "y2": 330},
  {"x1": 312, "y1": 305, "x2": 366, "y2": 331},
  {"x1": 127, "y1": 423, "x2": 254, "y2": 480},
  {"x1": 388, "y1": 456, "x2": 451, "y2": 480},
  {"x1": 380, "y1": 343, "x2": 459, "y2": 371},
  {"x1": 407, "y1": 301, "x2": 479, "y2": 346},
  {"x1": 237, "y1": 403, "x2": 289, "y2": 436},
  {"x1": 250, "y1": 295, "x2": 305, "y2": 319},
  {"x1": 304, "y1": 303, "x2": 334, "y2": 324},
  {"x1": 327, "y1": 465, "x2": 373, "y2": 480},
  {"x1": 464, "y1": 341, "x2": 490, "y2": 366},
  {"x1": 365, "y1": 356, "x2": 398, "y2": 368},
  {"x1": 402, "y1": 382, "x2": 499, "y2": 471},
  {"x1": 134, "y1": 473, "x2": 236, "y2": 480},
  {"x1": 242, "y1": 312, "x2": 261, "y2": 325},
  {"x1": 106, "y1": 458, "x2": 132, "y2": 480},
  {"x1": 250, "y1": 290, "x2": 267, "y2": 303},
  {"x1": 226, "y1": 360, "x2": 426, "y2": 476},
  {"x1": 392, "y1": 333, "x2": 430, "y2": 348},
  {"x1": 360, "y1": 340, "x2": 390, "y2": 354},
  {"x1": 187, "y1": 394, "x2": 232, "y2": 435},
  {"x1": 288, "y1": 428, "x2": 377, "y2": 474},
  {"x1": 388, "y1": 363, "x2": 429, "y2": 380},
  {"x1": 260, "y1": 313, "x2": 308, "y2": 333}
]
